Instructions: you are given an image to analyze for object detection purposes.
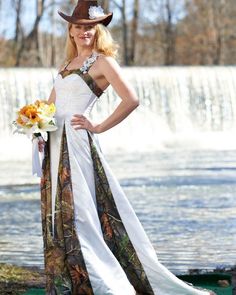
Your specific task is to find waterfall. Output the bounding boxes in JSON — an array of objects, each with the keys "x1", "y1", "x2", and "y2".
[{"x1": 0, "y1": 66, "x2": 236, "y2": 161}]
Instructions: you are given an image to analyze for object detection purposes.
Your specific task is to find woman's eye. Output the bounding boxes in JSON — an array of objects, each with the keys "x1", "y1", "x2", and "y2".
[{"x1": 74, "y1": 25, "x2": 94, "y2": 30}]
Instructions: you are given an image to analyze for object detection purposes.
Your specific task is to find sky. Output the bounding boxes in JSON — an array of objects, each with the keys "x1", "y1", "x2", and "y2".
[
  {"x1": 0, "y1": 0, "x2": 130, "y2": 39},
  {"x1": 0, "y1": 0, "x2": 186, "y2": 40}
]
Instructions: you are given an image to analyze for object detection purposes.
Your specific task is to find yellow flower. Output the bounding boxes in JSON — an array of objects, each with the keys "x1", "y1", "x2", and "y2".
[
  {"x1": 16, "y1": 116, "x2": 25, "y2": 126},
  {"x1": 47, "y1": 103, "x2": 56, "y2": 115},
  {"x1": 12, "y1": 99, "x2": 57, "y2": 137},
  {"x1": 34, "y1": 100, "x2": 56, "y2": 117}
]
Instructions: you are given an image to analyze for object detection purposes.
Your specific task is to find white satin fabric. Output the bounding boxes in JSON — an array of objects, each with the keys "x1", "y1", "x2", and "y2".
[
  {"x1": 32, "y1": 136, "x2": 44, "y2": 177},
  {"x1": 38, "y1": 69, "x2": 212, "y2": 294}
]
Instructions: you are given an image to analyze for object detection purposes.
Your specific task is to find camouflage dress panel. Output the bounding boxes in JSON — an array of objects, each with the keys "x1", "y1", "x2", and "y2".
[
  {"x1": 41, "y1": 125, "x2": 94, "y2": 295},
  {"x1": 59, "y1": 69, "x2": 103, "y2": 98},
  {"x1": 87, "y1": 132, "x2": 155, "y2": 295}
]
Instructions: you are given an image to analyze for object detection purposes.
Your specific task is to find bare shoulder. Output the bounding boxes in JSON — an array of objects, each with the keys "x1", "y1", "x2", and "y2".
[
  {"x1": 58, "y1": 60, "x2": 70, "y2": 72},
  {"x1": 95, "y1": 54, "x2": 139, "y2": 105},
  {"x1": 97, "y1": 54, "x2": 120, "y2": 68},
  {"x1": 96, "y1": 54, "x2": 122, "y2": 78}
]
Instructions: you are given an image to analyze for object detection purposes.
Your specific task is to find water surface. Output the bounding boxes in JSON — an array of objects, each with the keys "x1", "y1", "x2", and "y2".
[{"x1": 0, "y1": 149, "x2": 235, "y2": 274}]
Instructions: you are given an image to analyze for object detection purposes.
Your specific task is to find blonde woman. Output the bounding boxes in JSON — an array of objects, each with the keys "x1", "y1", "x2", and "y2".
[{"x1": 37, "y1": 1, "x2": 216, "y2": 294}]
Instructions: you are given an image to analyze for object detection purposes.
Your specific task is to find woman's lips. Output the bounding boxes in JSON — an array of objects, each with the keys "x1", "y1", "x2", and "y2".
[{"x1": 79, "y1": 36, "x2": 90, "y2": 39}]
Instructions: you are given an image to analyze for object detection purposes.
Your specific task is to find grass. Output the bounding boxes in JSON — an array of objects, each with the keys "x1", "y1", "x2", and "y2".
[
  {"x1": 0, "y1": 263, "x2": 234, "y2": 295},
  {"x1": 0, "y1": 263, "x2": 44, "y2": 295}
]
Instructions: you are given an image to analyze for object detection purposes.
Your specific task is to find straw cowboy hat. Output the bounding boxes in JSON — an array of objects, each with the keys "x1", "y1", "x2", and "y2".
[{"x1": 58, "y1": 0, "x2": 113, "y2": 26}]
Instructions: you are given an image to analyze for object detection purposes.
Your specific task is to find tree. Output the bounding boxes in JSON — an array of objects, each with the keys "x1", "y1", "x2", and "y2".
[
  {"x1": 129, "y1": 0, "x2": 139, "y2": 65},
  {"x1": 15, "y1": 0, "x2": 46, "y2": 66},
  {"x1": 99, "y1": 0, "x2": 110, "y2": 12},
  {"x1": 1, "y1": 0, "x2": 236, "y2": 66},
  {"x1": 208, "y1": 0, "x2": 227, "y2": 65},
  {"x1": 13, "y1": 0, "x2": 23, "y2": 44},
  {"x1": 111, "y1": 0, "x2": 129, "y2": 65},
  {"x1": 162, "y1": 0, "x2": 176, "y2": 65}
]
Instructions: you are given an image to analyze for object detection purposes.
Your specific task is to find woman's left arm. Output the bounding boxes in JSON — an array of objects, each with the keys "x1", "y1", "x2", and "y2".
[
  {"x1": 71, "y1": 56, "x2": 139, "y2": 133},
  {"x1": 95, "y1": 56, "x2": 139, "y2": 133}
]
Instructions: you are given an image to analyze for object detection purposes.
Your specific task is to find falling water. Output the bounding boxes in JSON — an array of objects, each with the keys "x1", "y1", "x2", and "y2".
[{"x1": 0, "y1": 66, "x2": 236, "y2": 158}]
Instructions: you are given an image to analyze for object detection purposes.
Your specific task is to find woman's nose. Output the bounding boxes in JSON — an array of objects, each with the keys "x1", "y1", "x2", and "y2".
[{"x1": 81, "y1": 27, "x2": 87, "y2": 33}]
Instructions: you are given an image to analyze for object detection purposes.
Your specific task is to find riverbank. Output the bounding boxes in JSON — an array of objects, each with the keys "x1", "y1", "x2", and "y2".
[
  {"x1": 0, "y1": 263, "x2": 235, "y2": 295},
  {"x1": 0, "y1": 263, "x2": 45, "y2": 295}
]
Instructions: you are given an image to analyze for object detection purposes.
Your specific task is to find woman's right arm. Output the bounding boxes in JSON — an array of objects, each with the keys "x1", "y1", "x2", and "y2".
[
  {"x1": 38, "y1": 61, "x2": 66, "y2": 150},
  {"x1": 47, "y1": 60, "x2": 67, "y2": 104},
  {"x1": 38, "y1": 86, "x2": 56, "y2": 151},
  {"x1": 47, "y1": 87, "x2": 56, "y2": 104}
]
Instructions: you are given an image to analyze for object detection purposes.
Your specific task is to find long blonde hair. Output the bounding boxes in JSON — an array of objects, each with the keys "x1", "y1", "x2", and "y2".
[{"x1": 62, "y1": 23, "x2": 119, "y2": 66}]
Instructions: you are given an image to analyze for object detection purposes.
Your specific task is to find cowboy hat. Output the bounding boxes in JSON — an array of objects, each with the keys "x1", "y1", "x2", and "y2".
[{"x1": 58, "y1": 0, "x2": 113, "y2": 27}]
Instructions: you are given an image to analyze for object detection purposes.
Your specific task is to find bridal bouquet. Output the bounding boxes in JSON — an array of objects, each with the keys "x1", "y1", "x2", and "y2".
[
  {"x1": 12, "y1": 99, "x2": 57, "y2": 141},
  {"x1": 12, "y1": 99, "x2": 57, "y2": 177}
]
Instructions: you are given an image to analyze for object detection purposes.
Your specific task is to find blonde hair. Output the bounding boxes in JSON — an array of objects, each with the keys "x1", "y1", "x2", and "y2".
[{"x1": 61, "y1": 23, "x2": 119, "y2": 67}]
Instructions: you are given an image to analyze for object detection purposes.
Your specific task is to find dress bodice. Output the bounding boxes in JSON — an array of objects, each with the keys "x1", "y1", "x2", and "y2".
[{"x1": 53, "y1": 52, "x2": 103, "y2": 127}]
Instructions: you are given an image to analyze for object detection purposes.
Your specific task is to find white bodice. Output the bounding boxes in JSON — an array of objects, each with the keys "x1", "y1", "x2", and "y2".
[
  {"x1": 53, "y1": 51, "x2": 101, "y2": 128},
  {"x1": 54, "y1": 73, "x2": 98, "y2": 127}
]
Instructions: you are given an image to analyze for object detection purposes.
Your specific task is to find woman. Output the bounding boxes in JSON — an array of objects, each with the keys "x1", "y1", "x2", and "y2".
[{"x1": 37, "y1": 1, "x2": 216, "y2": 294}]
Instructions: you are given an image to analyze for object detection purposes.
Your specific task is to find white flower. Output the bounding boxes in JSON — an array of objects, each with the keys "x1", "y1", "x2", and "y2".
[
  {"x1": 80, "y1": 52, "x2": 98, "y2": 73},
  {"x1": 88, "y1": 5, "x2": 105, "y2": 19}
]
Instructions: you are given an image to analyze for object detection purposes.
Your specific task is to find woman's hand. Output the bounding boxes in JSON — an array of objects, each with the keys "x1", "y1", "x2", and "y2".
[
  {"x1": 38, "y1": 137, "x2": 45, "y2": 152},
  {"x1": 70, "y1": 114, "x2": 101, "y2": 133}
]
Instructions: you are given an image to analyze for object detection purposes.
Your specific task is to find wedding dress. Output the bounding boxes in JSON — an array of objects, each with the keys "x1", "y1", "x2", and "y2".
[{"x1": 37, "y1": 51, "x2": 214, "y2": 295}]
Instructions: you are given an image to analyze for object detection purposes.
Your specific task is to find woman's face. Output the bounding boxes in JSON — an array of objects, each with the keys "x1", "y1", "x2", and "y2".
[{"x1": 70, "y1": 24, "x2": 96, "y2": 49}]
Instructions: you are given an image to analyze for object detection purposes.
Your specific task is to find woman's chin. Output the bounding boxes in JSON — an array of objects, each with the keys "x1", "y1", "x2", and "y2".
[{"x1": 76, "y1": 40, "x2": 93, "y2": 47}]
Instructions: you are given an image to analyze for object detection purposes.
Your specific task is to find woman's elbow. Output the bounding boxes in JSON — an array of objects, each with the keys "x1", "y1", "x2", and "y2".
[
  {"x1": 123, "y1": 95, "x2": 140, "y2": 110},
  {"x1": 132, "y1": 98, "x2": 140, "y2": 108}
]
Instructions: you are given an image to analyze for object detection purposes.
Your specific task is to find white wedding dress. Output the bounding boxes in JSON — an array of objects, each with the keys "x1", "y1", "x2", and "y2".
[{"x1": 36, "y1": 51, "x2": 214, "y2": 295}]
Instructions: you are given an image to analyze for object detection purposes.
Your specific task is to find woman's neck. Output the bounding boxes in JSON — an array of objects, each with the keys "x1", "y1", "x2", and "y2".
[{"x1": 75, "y1": 46, "x2": 94, "y2": 58}]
